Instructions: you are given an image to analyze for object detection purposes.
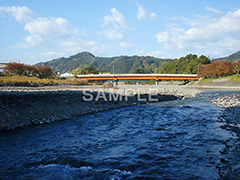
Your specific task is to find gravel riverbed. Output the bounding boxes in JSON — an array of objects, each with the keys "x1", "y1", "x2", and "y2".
[
  {"x1": 0, "y1": 85, "x2": 200, "y2": 131},
  {"x1": 211, "y1": 94, "x2": 240, "y2": 108}
]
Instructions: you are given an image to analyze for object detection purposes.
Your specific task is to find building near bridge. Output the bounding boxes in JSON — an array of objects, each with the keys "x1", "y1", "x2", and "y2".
[{"x1": 59, "y1": 72, "x2": 74, "y2": 78}]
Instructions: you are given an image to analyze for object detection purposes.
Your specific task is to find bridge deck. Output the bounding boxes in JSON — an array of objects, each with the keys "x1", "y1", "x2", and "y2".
[{"x1": 77, "y1": 74, "x2": 200, "y2": 81}]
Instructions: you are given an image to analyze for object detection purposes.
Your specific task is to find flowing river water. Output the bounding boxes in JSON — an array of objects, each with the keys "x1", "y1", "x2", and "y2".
[{"x1": 0, "y1": 91, "x2": 239, "y2": 179}]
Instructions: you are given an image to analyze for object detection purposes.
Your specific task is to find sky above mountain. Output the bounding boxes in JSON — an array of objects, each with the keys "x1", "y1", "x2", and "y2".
[{"x1": 0, "y1": 0, "x2": 240, "y2": 64}]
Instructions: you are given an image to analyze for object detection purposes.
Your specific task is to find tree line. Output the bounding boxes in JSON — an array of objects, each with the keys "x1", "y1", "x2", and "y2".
[
  {"x1": 157, "y1": 54, "x2": 240, "y2": 78},
  {"x1": 71, "y1": 65, "x2": 100, "y2": 76},
  {"x1": 3, "y1": 63, "x2": 54, "y2": 78},
  {"x1": 157, "y1": 54, "x2": 211, "y2": 74},
  {"x1": 2, "y1": 63, "x2": 101, "y2": 78},
  {"x1": 198, "y1": 60, "x2": 240, "y2": 78},
  {"x1": 3, "y1": 56, "x2": 240, "y2": 79}
]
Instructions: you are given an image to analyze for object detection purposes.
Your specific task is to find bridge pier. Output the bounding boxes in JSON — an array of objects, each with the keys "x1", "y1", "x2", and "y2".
[
  {"x1": 113, "y1": 79, "x2": 118, "y2": 86},
  {"x1": 155, "y1": 79, "x2": 159, "y2": 85}
]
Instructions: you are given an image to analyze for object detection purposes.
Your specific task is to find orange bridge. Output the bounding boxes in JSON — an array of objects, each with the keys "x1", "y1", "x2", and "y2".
[{"x1": 77, "y1": 74, "x2": 200, "y2": 81}]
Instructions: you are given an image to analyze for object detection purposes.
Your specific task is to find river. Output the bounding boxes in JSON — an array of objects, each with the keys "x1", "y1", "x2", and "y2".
[{"x1": 0, "y1": 91, "x2": 239, "y2": 179}]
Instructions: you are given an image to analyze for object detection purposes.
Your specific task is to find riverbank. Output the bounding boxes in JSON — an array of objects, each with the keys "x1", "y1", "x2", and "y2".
[
  {"x1": 210, "y1": 93, "x2": 240, "y2": 179},
  {"x1": 0, "y1": 83, "x2": 239, "y2": 131},
  {"x1": 0, "y1": 84, "x2": 195, "y2": 131}
]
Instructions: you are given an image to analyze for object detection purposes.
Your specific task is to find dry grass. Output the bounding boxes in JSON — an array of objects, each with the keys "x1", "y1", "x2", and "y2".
[
  {"x1": 198, "y1": 75, "x2": 240, "y2": 85},
  {"x1": 0, "y1": 76, "x2": 89, "y2": 86}
]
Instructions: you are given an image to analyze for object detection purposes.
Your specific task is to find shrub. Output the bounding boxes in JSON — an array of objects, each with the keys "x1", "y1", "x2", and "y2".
[
  {"x1": 4, "y1": 63, "x2": 28, "y2": 75},
  {"x1": 35, "y1": 65, "x2": 54, "y2": 78},
  {"x1": 4, "y1": 63, "x2": 54, "y2": 78},
  {"x1": 198, "y1": 60, "x2": 235, "y2": 78}
]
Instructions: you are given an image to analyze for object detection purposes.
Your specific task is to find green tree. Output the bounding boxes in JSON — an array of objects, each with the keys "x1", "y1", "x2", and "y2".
[
  {"x1": 84, "y1": 65, "x2": 100, "y2": 74},
  {"x1": 157, "y1": 54, "x2": 210, "y2": 74},
  {"x1": 232, "y1": 61, "x2": 240, "y2": 74},
  {"x1": 71, "y1": 68, "x2": 87, "y2": 76},
  {"x1": 132, "y1": 67, "x2": 146, "y2": 74}
]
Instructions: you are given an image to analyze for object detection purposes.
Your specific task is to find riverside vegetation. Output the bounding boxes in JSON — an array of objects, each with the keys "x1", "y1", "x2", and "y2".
[
  {"x1": 1, "y1": 50, "x2": 240, "y2": 86},
  {"x1": 0, "y1": 75, "x2": 88, "y2": 86}
]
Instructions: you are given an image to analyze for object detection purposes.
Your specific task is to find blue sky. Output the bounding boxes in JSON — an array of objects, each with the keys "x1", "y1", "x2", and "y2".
[{"x1": 0, "y1": 0, "x2": 240, "y2": 64}]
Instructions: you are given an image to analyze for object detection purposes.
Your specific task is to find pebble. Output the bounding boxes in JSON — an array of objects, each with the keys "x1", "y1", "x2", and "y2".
[{"x1": 211, "y1": 94, "x2": 240, "y2": 108}]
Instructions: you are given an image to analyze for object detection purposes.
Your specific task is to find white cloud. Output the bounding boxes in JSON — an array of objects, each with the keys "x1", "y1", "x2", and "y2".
[
  {"x1": 206, "y1": 7, "x2": 221, "y2": 14},
  {"x1": 150, "y1": 12, "x2": 157, "y2": 20},
  {"x1": 155, "y1": 32, "x2": 169, "y2": 42},
  {"x1": 101, "y1": 8, "x2": 132, "y2": 40},
  {"x1": 102, "y1": 8, "x2": 130, "y2": 30},
  {"x1": 155, "y1": 9, "x2": 240, "y2": 57},
  {"x1": 41, "y1": 51, "x2": 64, "y2": 59},
  {"x1": 0, "y1": 6, "x2": 32, "y2": 23},
  {"x1": 147, "y1": 51, "x2": 163, "y2": 57},
  {"x1": 24, "y1": 17, "x2": 72, "y2": 46},
  {"x1": 104, "y1": 29, "x2": 123, "y2": 40},
  {"x1": 137, "y1": 4, "x2": 146, "y2": 20},
  {"x1": 0, "y1": 6, "x2": 80, "y2": 47},
  {"x1": 136, "y1": 3, "x2": 157, "y2": 21},
  {"x1": 1, "y1": 5, "x2": 109, "y2": 59},
  {"x1": 60, "y1": 39, "x2": 107, "y2": 56},
  {"x1": 120, "y1": 42, "x2": 133, "y2": 48},
  {"x1": 135, "y1": 50, "x2": 163, "y2": 57}
]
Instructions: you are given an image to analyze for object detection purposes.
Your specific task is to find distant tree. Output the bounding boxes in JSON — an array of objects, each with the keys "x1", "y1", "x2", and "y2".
[
  {"x1": 4, "y1": 62, "x2": 54, "y2": 78},
  {"x1": 157, "y1": 54, "x2": 210, "y2": 74},
  {"x1": 232, "y1": 61, "x2": 240, "y2": 74},
  {"x1": 71, "y1": 65, "x2": 100, "y2": 75},
  {"x1": 35, "y1": 65, "x2": 54, "y2": 78},
  {"x1": 4, "y1": 63, "x2": 26, "y2": 75},
  {"x1": 132, "y1": 67, "x2": 146, "y2": 74},
  {"x1": 71, "y1": 68, "x2": 88, "y2": 76},
  {"x1": 186, "y1": 54, "x2": 197, "y2": 60},
  {"x1": 199, "y1": 55, "x2": 211, "y2": 64},
  {"x1": 84, "y1": 65, "x2": 100, "y2": 74},
  {"x1": 198, "y1": 60, "x2": 234, "y2": 78},
  {"x1": 23, "y1": 65, "x2": 38, "y2": 76}
]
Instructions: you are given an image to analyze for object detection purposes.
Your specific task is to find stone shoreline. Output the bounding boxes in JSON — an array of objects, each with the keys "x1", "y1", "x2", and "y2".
[
  {"x1": 211, "y1": 94, "x2": 240, "y2": 108},
  {"x1": 0, "y1": 85, "x2": 198, "y2": 131},
  {"x1": 211, "y1": 93, "x2": 240, "y2": 179}
]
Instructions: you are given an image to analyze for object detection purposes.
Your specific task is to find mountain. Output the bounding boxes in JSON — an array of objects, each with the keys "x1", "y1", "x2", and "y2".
[
  {"x1": 37, "y1": 51, "x2": 240, "y2": 74},
  {"x1": 37, "y1": 52, "x2": 171, "y2": 74},
  {"x1": 215, "y1": 51, "x2": 240, "y2": 62}
]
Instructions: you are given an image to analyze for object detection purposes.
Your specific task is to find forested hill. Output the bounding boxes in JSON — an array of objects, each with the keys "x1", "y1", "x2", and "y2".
[
  {"x1": 215, "y1": 51, "x2": 240, "y2": 62},
  {"x1": 37, "y1": 51, "x2": 240, "y2": 74},
  {"x1": 157, "y1": 54, "x2": 211, "y2": 74},
  {"x1": 36, "y1": 52, "x2": 171, "y2": 74}
]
